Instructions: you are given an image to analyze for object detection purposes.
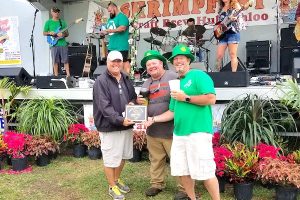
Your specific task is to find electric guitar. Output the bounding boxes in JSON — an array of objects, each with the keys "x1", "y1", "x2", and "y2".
[
  {"x1": 47, "y1": 18, "x2": 83, "y2": 47},
  {"x1": 214, "y1": 0, "x2": 253, "y2": 40},
  {"x1": 295, "y1": 21, "x2": 300, "y2": 42}
]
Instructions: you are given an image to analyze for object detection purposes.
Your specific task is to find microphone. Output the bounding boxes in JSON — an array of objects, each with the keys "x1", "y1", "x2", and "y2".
[{"x1": 154, "y1": 15, "x2": 159, "y2": 22}]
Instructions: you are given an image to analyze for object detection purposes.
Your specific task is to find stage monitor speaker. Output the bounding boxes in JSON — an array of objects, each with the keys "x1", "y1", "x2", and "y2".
[
  {"x1": 0, "y1": 67, "x2": 32, "y2": 86},
  {"x1": 207, "y1": 71, "x2": 250, "y2": 87},
  {"x1": 36, "y1": 75, "x2": 69, "y2": 89},
  {"x1": 93, "y1": 65, "x2": 107, "y2": 79},
  {"x1": 220, "y1": 57, "x2": 246, "y2": 72}
]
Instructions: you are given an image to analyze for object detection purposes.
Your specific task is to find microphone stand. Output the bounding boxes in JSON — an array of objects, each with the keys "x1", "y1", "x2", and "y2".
[{"x1": 30, "y1": 9, "x2": 38, "y2": 77}]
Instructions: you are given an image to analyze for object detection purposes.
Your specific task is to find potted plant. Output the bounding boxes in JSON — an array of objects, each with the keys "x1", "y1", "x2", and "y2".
[
  {"x1": 81, "y1": 130, "x2": 101, "y2": 160},
  {"x1": 3, "y1": 131, "x2": 32, "y2": 171},
  {"x1": 17, "y1": 98, "x2": 77, "y2": 142},
  {"x1": 0, "y1": 134, "x2": 7, "y2": 169},
  {"x1": 257, "y1": 157, "x2": 300, "y2": 200},
  {"x1": 26, "y1": 136, "x2": 59, "y2": 166},
  {"x1": 64, "y1": 123, "x2": 89, "y2": 158},
  {"x1": 225, "y1": 142, "x2": 259, "y2": 200},
  {"x1": 130, "y1": 129, "x2": 147, "y2": 162},
  {"x1": 221, "y1": 94, "x2": 295, "y2": 148}
]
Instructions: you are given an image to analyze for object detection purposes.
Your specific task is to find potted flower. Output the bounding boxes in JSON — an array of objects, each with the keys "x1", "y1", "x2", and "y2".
[
  {"x1": 257, "y1": 158, "x2": 300, "y2": 200},
  {"x1": 26, "y1": 136, "x2": 59, "y2": 166},
  {"x1": 225, "y1": 142, "x2": 259, "y2": 200},
  {"x1": 3, "y1": 131, "x2": 32, "y2": 171},
  {"x1": 81, "y1": 131, "x2": 101, "y2": 160},
  {"x1": 64, "y1": 123, "x2": 89, "y2": 158},
  {"x1": 0, "y1": 134, "x2": 7, "y2": 169},
  {"x1": 130, "y1": 127, "x2": 147, "y2": 163}
]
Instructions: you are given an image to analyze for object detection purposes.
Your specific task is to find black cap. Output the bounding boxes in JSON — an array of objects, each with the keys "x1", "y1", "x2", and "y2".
[{"x1": 51, "y1": 7, "x2": 60, "y2": 12}]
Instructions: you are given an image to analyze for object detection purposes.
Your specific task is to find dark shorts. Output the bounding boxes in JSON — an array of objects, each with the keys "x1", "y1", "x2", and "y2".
[
  {"x1": 108, "y1": 50, "x2": 128, "y2": 62},
  {"x1": 51, "y1": 46, "x2": 69, "y2": 64},
  {"x1": 218, "y1": 32, "x2": 240, "y2": 44}
]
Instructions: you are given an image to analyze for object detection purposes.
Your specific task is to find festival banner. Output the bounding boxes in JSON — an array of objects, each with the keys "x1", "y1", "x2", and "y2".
[
  {"x1": 119, "y1": 0, "x2": 278, "y2": 32},
  {"x1": 86, "y1": 1, "x2": 109, "y2": 34},
  {"x1": 0, "y1": 16, "x2": 21, "y2": 65}
]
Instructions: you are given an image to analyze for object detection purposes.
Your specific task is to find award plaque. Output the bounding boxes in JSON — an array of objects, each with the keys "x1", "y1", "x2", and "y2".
[{"x1": 125, "y1": 105, "x2": 147, "y2": 122}]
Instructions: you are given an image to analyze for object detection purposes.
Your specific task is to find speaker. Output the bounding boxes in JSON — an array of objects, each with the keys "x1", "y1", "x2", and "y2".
[
  {"x1": 246, "y1": 40, "x2": 271, "y2": 71},
  {"x1": 36, "y1": 75, "x2": 68, "y2": 89},
  {"x1": 280, "y1": 47, "x2": 300, "y2": 75},
  {"x1": 93, "y1": 65, "x2": 107, "y2": 79},
  {"x1": 68, "y1": 45, "x2": 97, "y2": 77},
  {"x1": 280, "y1": 27, "x2": 299, "y2": 48},
  {"x1": 0, "y1": 67, "x2": 32, "y2": 86},
  {"x1": 221, "y1": 57, "x2": 246, "y2": 72},
  {"x1": 207, "y1": 71, "x2": 250, "y2": 87}
]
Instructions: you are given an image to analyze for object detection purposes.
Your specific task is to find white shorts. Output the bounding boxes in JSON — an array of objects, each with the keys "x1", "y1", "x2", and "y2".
[
  {"x1": 170, "y1": 133, "x2": 216, "y2": 180},
  {"x1": 100, "y1": 129, "x2": 133, "y2": 168}
]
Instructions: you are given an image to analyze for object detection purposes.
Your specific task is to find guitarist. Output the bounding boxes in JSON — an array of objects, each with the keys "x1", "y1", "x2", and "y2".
[
  {"x1": 216, "y1": 0, "x2": 248, "y2": 72},
  {"x1": 43, "y1": 7, "x2": 70, "y2": 77}
]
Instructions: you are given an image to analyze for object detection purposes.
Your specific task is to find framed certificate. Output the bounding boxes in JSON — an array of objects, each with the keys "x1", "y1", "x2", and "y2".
[{"x1": 125, "y1": 105, "x2": 147, "y2": 122}]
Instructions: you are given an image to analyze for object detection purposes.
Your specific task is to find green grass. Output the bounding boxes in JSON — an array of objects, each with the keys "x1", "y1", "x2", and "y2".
[{"x1": 0, "y1": 155, "x2": 294, "y2": 200}]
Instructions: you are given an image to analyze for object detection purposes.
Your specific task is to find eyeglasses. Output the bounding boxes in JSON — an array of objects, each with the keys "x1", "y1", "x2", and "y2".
[
  {"x1": 118, "y1": 83, "x2": 123, "y2": 95},
  {"x1": 149, "y1": 82, "x2": 160, "y2": 94}
]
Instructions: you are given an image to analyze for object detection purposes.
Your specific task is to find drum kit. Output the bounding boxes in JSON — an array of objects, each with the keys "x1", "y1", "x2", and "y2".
[{"x1": 143, "y1": 22, "x2": 210, "y2": 62}]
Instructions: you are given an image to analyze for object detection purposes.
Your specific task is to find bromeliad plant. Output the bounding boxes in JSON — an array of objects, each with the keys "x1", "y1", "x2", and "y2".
[
  {"x1": 81, "y1": 131, "x2": 100, "y2": 149},
  {"x1": 17, "y1": 98, "x2": 77, "y2": 142},
  {"x1": 64, "y1": 123, "x2": 89, "y2": 145},
  {"x1": 3, "y1": 131, "x2": 32, "y2": 158},
  {"x1": 225, "y1": 142, "x2": 259, "y2": 183},
  {"x1": 221, "y1": 94, "x2": 295, "y2": 148}
]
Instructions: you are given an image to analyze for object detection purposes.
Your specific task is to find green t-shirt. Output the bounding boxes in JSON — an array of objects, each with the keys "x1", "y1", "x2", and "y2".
[
  {"x1": 169, "y1": 69, "x2": 216, "y2": 136},
  {"x1": 43, "y1": 19, "x2": 68, "y2": 47},
  {"x1": 106, "y1": 12, "x2": 129, "y2": 51}
]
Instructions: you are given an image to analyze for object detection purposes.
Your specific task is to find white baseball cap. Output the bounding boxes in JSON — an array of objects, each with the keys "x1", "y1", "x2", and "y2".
[{"x1": 107, "y1": 51, "x2": 123, "y2": 61}]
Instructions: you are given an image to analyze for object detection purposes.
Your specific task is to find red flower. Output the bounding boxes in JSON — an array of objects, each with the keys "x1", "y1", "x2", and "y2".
[
  {"x1": 213, "y1": 146, "x2": 233, "y2": 177},
  {"x1": 254, "y1": 143, "x2": 280, "y2": 159},
  {"x1": 64, "y1": 124, "x2": 89, "y2": 144},
  {"x1": 212, "y1": 132, "x2": 221, "y2": 147},
  {"x1": 3, "y1": 131, "x2": 32, "y2": 158}
]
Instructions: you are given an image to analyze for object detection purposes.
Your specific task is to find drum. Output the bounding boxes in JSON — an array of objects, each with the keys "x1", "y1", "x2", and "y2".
[
  {"x1": 177, "y1": 35, "x2": 189, "y2": 45},
  {"x1": 161, "y1": 36, "x2": 176, "y2": 52}
]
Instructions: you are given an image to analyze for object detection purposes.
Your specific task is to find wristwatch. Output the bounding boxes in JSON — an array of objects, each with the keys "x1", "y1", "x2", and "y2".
[{"x1": 185, "y1": 96, "x2": 191, "y2": 102}]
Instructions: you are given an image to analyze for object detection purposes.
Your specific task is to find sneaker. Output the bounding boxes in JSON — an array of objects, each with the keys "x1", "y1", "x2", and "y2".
[
  {"x1": 116, "y1": 179, "x2": 130, "y2": 193},
  {"x1": 145, "y1": 187, "x2": 162, "y2": 196},
  {"x1": 109, "y1": 185, "x2": 125, "y2": 200}
]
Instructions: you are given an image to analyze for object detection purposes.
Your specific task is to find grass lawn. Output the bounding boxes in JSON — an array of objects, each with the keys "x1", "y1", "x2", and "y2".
[{"x1": 0, "y1": 155, "x2": 295, "y2": 200}]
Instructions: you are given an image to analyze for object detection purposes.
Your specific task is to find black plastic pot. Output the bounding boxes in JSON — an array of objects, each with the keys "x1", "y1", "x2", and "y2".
[
  {"x1": 12, "y1": 156, "x2": 28, "y2": 171},
  {"x1": 6, "y1": 155, "x2": 12, "y2": 166},
  {"x1": 48, "y1": 151, "x2": 58, "y2": 160},
  {"x1": 217, "y1": 176, "x2": 226, "y2": 193},
  {"x1": 73, "y1": 144, "x2": 86, "y2": 158},
  {"x1": 129, "y1": 148, "x2": 142, "y2": 162},
  {"x1": 275, "y1": 186, "x2": 298, "y2": 200},
  {"x1": 36, "y1": 154, "x2": 50, "y2": 167},
  {"x1": 234, "y1": 182, "x2": 253, "y2": 200},
  {"x1": 87, "y1": 147, "x2": 102, "y2": 160}
]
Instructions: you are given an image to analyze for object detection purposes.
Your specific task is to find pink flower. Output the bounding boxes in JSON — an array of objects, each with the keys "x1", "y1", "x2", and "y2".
[
  {"x1": 213, "y1": 146, "x2": 233, "y2": 177},
  {"x1": 255, "y1": 143, "x2": 280, "y2": 159}
]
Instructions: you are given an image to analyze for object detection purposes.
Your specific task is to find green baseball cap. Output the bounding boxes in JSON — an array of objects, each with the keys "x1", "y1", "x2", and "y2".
[
  {"x1": 168, "y1": 44, "x2": 195, "y2": 64},
  {"x1": 140, "y1": 50, "x2": 167, "y2": 69}
]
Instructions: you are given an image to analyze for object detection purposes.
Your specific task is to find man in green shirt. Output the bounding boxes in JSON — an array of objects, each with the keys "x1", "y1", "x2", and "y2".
[
  {"x1": 147, "y1": 44, "x2": 220, "y2": 200},
  {"x1": 100, "y1": 2, "x2": 130, "y2": 75},
  {"x1": 43, "y1": 7, "x2": 70, "y2": 76}
]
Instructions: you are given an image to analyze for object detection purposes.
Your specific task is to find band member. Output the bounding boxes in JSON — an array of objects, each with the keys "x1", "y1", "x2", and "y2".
[
  {"x1": 100, "y1": 2, "x2": 130, "y2": 74},
  {"x1": 216, "y1": 0, "x2": 246, "y2": 72},
  {"x1": 43, "y1": 7, "x2": 70, "y2": 76},
  {"x1": 186, "y1": 18, "x2": 203, "y2": 62},
  {"x1": 187, "y1": 18, "x2": 195, "y2": 26}
]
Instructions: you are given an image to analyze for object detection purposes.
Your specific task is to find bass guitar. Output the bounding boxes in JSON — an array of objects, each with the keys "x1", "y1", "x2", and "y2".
[
  {"x1": 47, "y1": 18, "x2": 83, "y2": 47},
  {"x1": 214, "y1": 0, "x2": 253, "y2": 40},
  {"x1": 295, "y1": 21, "x2": 300, "y2": 42}
]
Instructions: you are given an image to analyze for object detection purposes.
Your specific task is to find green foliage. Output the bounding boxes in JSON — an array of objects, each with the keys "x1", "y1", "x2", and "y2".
[
  {"x1": 277, "y1": 78, "x2": 300, "y2": 112},
  {"x1": 17, "y1": 98, "x2": 77, "y2": 142},
  {"x1": 225, "y1": 143, "x2": 259, "y2": 183},
  {"x1": 221, "y1": 94, "x2": 295, "y2": 148}
]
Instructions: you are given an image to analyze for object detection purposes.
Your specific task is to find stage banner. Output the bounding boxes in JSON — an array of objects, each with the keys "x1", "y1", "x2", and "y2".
[
  {"x1": 0, "y1": 109, "x2": 4, "y2": 133},
  {"x1": 119, "y1": 0, "x2": 278, "y2": 32},
  {"x1": 280, "y1": 0, "x2": 298, "y2": 23},
  {"x1": 86, "y1": 1, "x2": 109, "y2": 34},
  {"x1": 0, "y1": 16, "x2": 21, "y2": 65}
]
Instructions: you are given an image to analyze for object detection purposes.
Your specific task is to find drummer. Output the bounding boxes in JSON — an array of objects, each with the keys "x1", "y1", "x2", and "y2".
[{"x1": 186, "y1": 18, "x2": 203, "y2": 62}]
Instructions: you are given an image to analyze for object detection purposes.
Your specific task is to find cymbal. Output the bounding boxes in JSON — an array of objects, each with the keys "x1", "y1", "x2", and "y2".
[
  {"x1": 144, "y1": 37, "x2": 162, "y2": 46},
  {"x1": 182, "y1": 25, "x2": 206, "y2": 37},
  {"x1": 150, "y1": 27, "x2": 167, "y2": 36},
  {"x1": 166, "y1": 21, "x2": 176, "y2": 29}
]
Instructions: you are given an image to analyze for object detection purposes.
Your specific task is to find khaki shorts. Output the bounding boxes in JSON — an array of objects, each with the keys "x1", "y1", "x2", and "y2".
[
  {"x1": 100, "y1": 129, "x2": 133, "y2": 168},
  {"x1": 170, "y1": 133, "x2": 216, "y2": 180}
]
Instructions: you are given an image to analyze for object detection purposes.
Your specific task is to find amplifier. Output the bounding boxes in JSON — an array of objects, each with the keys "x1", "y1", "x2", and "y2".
[
  {"x1": 207, "y1": 71, "x2": 250, "y2": 87},
  {"x1": 36, "y1": 76, "x2": 76, "y2": 89}
]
